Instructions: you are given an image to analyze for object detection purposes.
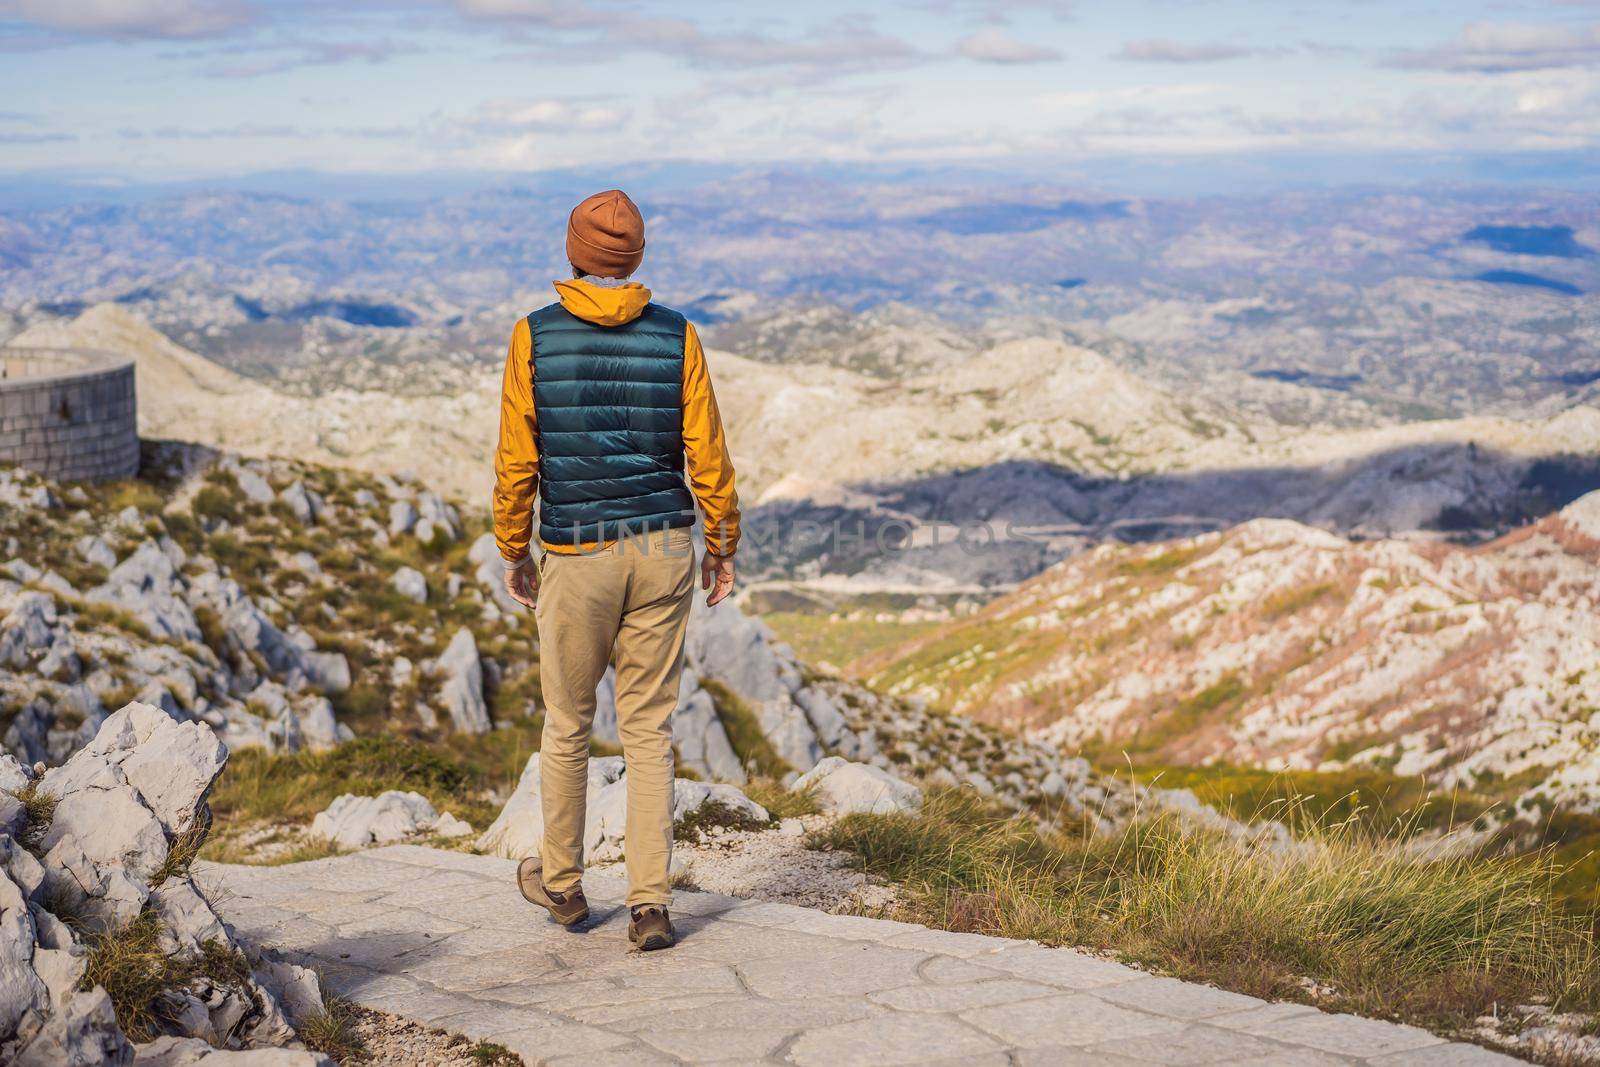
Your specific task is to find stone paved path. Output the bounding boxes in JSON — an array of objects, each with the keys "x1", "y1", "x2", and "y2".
[{"x1": 200, "y1": 846, "x2": 1517, "y2": 1067}]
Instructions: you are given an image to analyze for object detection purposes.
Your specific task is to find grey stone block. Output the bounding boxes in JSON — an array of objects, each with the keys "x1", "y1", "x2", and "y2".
[{"x1": 1095, "y1": 974, "x2": 1265, "y2": 1019}]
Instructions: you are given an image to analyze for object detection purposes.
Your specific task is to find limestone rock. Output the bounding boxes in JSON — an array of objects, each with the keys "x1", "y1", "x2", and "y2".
[
  {"x1": 476, "y1": 755, "x2": 625, "y2": 859},
  {"x1": 75, "y1": 535, "x2": 118, "y2": 571},
  {"x1": 685, "y1": 598, "x2": 822, "y2": 772},
  {"x1": 391, "y1": 567, "x2": 427, "y2": 604},
  {"x1": 309, "y1": 791, "x2": 471, "y2": 849},
  {"x1": 793, "y1": 756, "x2": 922, "y2": 816},
  {"x1": 0, "y1": 592, "x2": 59, "y2": 668},
  {"x1": 672, "y1": 669, "x2": 745, "y2": 784},
  {"x1": 0, "y1": 860, "x2": 52, "y2": 1057},
  {"x1": 277, "y1": 482, "x2": 321, "y2": 525},
  {"x1": 592, "y1": 667, "x2": 620, "y2": 746},
  {"x1": 233, "y1": 467, "x2": 276, "y2": 506},
  {"x1": 387, "y1": 500, "x2": 417, "y2": 537},
  {"x1": 293, "y1": 697, "x2": 352, "y2": 751},
  {"x1": 432, "y1": 628, "x2": 490, "y2": 734},
  {"x1": 13, "y1": 986, "x2": 131, "y2": 1067},
  {"x1": 590, "y1": 776, "x2": 769, "y2": 861},
  {"x1": 134, "y1": 1036, "x2": 332, "y2": 1066},
  {"x1": 92, "y1": 542, "x2": 202, "y2": 645}
]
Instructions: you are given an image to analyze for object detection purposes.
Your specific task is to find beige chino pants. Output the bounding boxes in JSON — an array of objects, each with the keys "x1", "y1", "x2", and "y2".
[{"x1": 535, "y1": 527, "x2": 695, "y2": 908}]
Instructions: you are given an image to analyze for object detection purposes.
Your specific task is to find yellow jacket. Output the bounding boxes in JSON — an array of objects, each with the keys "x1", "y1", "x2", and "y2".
[{"x1": 493, "y1": 279, "x2": 741, "y2": 561}]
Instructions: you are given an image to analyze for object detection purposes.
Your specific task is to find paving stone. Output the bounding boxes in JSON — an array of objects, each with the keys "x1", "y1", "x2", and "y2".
[
  {"x1": 545, "y1": 1045, "x2": 679, "y2": 1067},
  {"x1": 1086, "y1": 1022, "x2": 1282, "y2": 1064},
  {"x1": 610, "y1": 996, "x2": 882, "y2": 1034},
  {"x1": 789, "y1": 1012, "x2": 1004, "y2": 1066},
  {"x1": 962, "y1": 992, "x2": 1190, "y2": 1047},
  {"x1": 775, "y1": 909, "x2": 926, "y2": 941},
  {"x1": 882, "y1": 927, "x2": 1021, "y2": 958},
  {"x1": 1247, "y1": 1011, "x2": 1445, "y2": 1058},
  {"x1": 1225, "y1": 1052, "x2": 1358, "y2": 1067},
  {"x1": 482, "y1": 1019, "x2": 637, "y2": 1061},
  {"x1": 1095, "y1": 975, "x2": 1266, "y2": 1019},
  {"x1": 1013, "y1": 1050, "x2": 1154, "y2": 1066},
  {"x1": 738, "y1": 945, "x2": 929, "y2": 998},
  {"x1": 979, "y1": 944, "x2": 1151, "y2": 990},
  {"x1": 572, "y1": 994, "x2": 749, "y2": 1028},
  {"x1": 1208, "y1": 1002, "x2": 1323, "y2": 1034},
  {"x1": 1368, "y1": 1041, "x2": 1522, "y2": 1065},
  {"x1": 919, "y1": 955, "x2": 1011, "y2": 984},
  {"x1": 636, "y1": 1026, "x2": 795, "y2": 1062},
  {"x1": 868, "y1": 978, "x2": 1060, "y2": 1012}
]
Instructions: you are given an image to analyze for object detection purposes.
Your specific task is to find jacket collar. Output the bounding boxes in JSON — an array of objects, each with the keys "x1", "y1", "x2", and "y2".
[{"x1": 552, "y1": 278, "x2": 652, "y2": 326}]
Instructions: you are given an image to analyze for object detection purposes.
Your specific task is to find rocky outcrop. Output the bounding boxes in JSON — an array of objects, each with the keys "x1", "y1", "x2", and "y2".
[
  {"x1": 476, "y1": 753, "x2": 768, "y2": 861},
  {"x1": 426, "y1": 628, "x2": 490, "y2": 734},
  {"x1": 309, "y1": 791, "x2": 472, "y2": 849},
  {"x1": 476, "y1": 755, "x2": 625, "y2": 860},
  {"x1": 2, "y1": 703, "x2": 325, "y2": 1062},
  {"x1": 685, "y1": 598, "x2": 824, "y2": 771},
  {"x1": 792, "y1": 757, "x2": 922, "y2": 816},
  {"x1": 134, "y1": 1036, "x2": 332, "y2": 1066}
]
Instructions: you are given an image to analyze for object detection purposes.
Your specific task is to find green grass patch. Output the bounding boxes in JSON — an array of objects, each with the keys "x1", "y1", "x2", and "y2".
[
  {"x1": 744, "y1": 776, "x2": 822, "y2": 820},
  {"x1": 675, "y1": 799, "x2": 775, "y2": 843},
  {"x1": 700, "y1": 678, "x2": 792, "y2": 779},
  {"x1": 819, "y1": 788, "x2": 1600, "y2": 1033},
  {"x1": 1116, "y1": 545, "x2": 1203, "y2": 577},
  {"x1": 1261, "y1": 581, "x2": 1337, "y2": 618},
  {"x1": 763, "y1": 610, "x2": 942, "y2": 673}
]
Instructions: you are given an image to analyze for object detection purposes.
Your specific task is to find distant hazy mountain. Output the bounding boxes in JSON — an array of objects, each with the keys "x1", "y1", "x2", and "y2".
[
  {"x1": 18, "y1": 305, "x2": 1600, "y2": 595},
  {"x1": 1, "y1": 178, "x2": 1596, "y2": 415}
]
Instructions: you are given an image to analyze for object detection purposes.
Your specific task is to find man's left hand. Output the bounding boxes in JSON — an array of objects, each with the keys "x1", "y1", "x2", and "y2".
[{"x1": 504, "y1": 559, "x2": 538, "y2": 610}]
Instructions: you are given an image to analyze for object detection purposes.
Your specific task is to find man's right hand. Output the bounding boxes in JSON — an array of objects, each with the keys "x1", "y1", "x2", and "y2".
[
  {"x1": 504, "y1": 559, "x2": 539, "y2": 610},
  {"x1": 701, "y1": 551, "x2": 735, "y2": 607}
]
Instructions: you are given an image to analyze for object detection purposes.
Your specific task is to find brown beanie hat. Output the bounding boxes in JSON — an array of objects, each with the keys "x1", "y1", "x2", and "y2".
[{"x1": 566, "y1": 189, "x2": 645, "y2": 278}]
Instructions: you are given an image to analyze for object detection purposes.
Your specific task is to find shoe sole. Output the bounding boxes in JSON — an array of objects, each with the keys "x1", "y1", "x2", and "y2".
[
  {"x1": 628, "y1": 926, "x2": 675, "y2": 951},
  {"x1": 517, "y1": 858, "x2": 589, "y2": 926}
]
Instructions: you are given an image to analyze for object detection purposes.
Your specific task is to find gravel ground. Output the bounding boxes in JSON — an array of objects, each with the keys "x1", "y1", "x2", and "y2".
[{"x1": 345, "y1": 1003, "x2": 524, "y2": 1066}]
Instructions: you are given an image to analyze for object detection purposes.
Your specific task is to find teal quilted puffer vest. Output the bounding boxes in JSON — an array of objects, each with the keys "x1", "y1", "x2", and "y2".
[{"x1": 529, "y1": 301, "x2": 696, "y2": 546}]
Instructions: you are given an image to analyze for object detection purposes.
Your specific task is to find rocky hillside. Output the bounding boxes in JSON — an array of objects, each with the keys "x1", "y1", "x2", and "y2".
[
  {"x1": 862, "y1": 492, "x2": 1600, "y2": 814},
  {"x1": 0, "y1": 448, "x2": 1129, "y2": 833}
]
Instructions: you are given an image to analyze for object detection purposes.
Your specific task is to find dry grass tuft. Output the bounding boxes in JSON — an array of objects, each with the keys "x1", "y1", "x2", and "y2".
[
  {"x1": 744, "y1": 776, "x2": 822, "y2": 820},
  {"x1": 301, "y1": 993, "x2": 367, "y2": 1064},
  {"x1": 818, "y1": 787, "x2": 1600, "y2": 1035}
]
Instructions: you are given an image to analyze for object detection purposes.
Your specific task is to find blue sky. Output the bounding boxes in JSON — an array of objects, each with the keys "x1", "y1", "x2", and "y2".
[{"x1": 1, "y1": 0, "x2": 1597, "y2": 180}]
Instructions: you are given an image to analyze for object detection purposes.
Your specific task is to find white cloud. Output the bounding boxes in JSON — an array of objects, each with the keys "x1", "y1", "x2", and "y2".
[
  {"x1": 457, "y1": 2, "x2": 918, "y2": 81},
  {"x1": 201, "y1": 37, "x2": 419, "y2": 77},
  {"x1": 470, "y1": 97, "x2": 629, "y2": 131},
  {"x1": 0, "y1": 0, "x2": 250, "y2": 38},
  {"x1": 1386, "y1": 22, "x2": 1600, "y2": 73},
  {"x1": 1117, "y1": 38, "x2": 1252, "y2": 63},
  {"x1": 956, "y1": 28, "x2": 1060, "y2": 63}
]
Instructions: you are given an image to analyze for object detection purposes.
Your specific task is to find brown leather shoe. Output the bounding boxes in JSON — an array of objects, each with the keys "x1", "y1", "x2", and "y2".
[
  {"x1": 628, "y1": 905, "x2": 675, "y2": 951},
  {"x1": 517, "y1": 858, "x2": 589, "y2": 925}
]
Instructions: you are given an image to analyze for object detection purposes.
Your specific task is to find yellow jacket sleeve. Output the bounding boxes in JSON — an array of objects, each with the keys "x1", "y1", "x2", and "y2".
[
  {"x1": 492, "y1": 318, "x2": 538, "y2": 565},
  {"x1": 681, "y1": 322, "x2": 741, "y2": 555}
]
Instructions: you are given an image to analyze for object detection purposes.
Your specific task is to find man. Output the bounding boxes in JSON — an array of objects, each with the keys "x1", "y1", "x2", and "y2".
[{"x1": 492, "y1": 189, "x2": 739, "y2": 952}]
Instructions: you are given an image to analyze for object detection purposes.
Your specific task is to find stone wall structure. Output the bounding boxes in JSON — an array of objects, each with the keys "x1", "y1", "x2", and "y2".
[{"x1": 0, "y1": 347, "x2": 138, "y2": 482}]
